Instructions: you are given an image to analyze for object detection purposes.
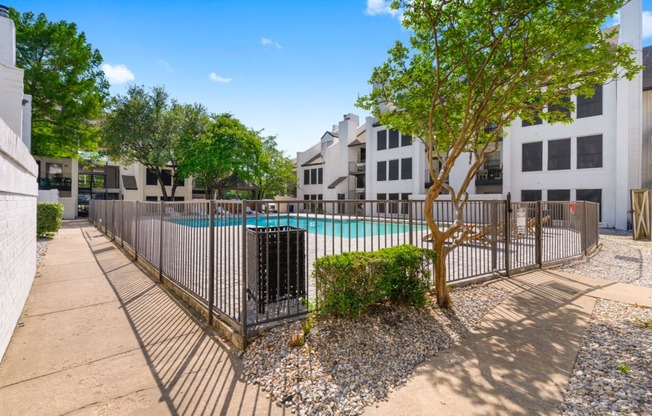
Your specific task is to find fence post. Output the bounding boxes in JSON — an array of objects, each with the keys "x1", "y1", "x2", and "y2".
[
  {"x1": 134, "y1": 201, "x2": 139, "y2": 261},
  {"x1": 580, "y1": 201, "x2": 588, "y2": 254},
  {"x1": 505, "y1": 193, "x2": 511, "y2": 277},
  {"x1": 208, "y1": 200, "x2": 215, "y2": 327},
  {"x1": 121, "y1": 200, "x2": 125, "y2": 248},
  {"x1": 241, "y1": 200, "x2": 248, "y2": 348},
  {"x1": 535, "y1": 200, "x2": 542, "y2": 268},
  {"x1": 491, "y1": 201, "x2": 498, "y2": 270},
  {"x1": 408, "y1": 200, "x2": 413, "y2": 245},
  {"x1": 111, "y1": 200, "x2": 116, "y2": 241},
  {"x1": 159, "y1": 201, "x2": 164, "y2": 282}
]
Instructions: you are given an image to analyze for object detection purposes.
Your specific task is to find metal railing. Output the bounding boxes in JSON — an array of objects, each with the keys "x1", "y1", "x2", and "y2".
[{"x1": 90, "y1": 198, "x2": 599, "y2": 346}]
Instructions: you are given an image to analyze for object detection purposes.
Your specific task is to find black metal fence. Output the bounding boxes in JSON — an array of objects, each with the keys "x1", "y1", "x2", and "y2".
[{"x1": 90, "y1": 198, "x2": 599, "y2": 346}]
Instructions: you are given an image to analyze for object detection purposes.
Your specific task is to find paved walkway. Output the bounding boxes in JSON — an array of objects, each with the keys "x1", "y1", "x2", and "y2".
[
  {"x1": 0, "y1": 220, "x2": 650, "y2": 415},
  {"x1": 0, "y1": 220, "x2": 284, "y2": 416}
]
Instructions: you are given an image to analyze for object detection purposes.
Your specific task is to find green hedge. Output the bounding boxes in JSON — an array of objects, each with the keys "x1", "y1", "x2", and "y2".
[
  {"x1": 313, "y1": 244, "x2": 437, "y2": 318},
  {"x1": 37, "y1": 202, "x2": 64, "y2": 237}
]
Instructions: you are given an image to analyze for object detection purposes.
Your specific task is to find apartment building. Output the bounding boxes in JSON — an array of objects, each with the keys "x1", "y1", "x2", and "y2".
[
  {"x1": 297, "y1": 0, "x2": 648, "y2": 229},
  {"x1": 35, "y1": 156, "x2": 196, "y2": 219}
]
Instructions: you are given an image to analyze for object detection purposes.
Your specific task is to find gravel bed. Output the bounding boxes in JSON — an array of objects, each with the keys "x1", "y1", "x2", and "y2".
[
  {"x1": 560, "y1": 299, "x2": 652, "y2": 415},
  {"x1": 36, "y1": 237, "x2": 51, "y2": 271},
  {"x1": 243, "y1": 285, "x2": 511, "y2": 416},
  {"x1": 558, "y1": 231, "x2": 652, "y2": 287}
]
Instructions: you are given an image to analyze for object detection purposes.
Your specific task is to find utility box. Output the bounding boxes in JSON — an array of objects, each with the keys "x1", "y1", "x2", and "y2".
[{"x1": 246, "y1": 226, "x2": 306, "y2": 313}]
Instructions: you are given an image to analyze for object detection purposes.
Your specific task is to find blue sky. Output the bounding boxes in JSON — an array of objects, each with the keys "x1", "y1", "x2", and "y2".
[{"x1": 11, "y1": 0, "x2": 652, "y2": 157}]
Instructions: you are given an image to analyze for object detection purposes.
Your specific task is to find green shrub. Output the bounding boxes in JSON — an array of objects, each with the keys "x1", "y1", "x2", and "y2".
[
  {"x1": 313, "y1": 244, "x2": 437, "y2": 318},
  {"x1": 375, "y1": 244, "x2": 436, "y2": 307},
  {"x1": 37, "y1": 202, "x2": 64, "y2": 237}
]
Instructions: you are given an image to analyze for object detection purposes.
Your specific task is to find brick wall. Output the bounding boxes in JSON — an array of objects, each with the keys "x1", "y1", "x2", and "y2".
[{"x1": 0, "y1": 118, "x2": 37, "y2": 361}]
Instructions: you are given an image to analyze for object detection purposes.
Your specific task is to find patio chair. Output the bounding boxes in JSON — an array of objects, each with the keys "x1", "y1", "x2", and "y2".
[{"x1": 245, "y1": 206, "x2": 259, "y2": 216}]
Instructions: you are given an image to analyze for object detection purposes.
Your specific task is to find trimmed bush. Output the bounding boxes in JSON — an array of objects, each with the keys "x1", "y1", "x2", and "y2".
[
  {"x1": 37, "y1": 202, "x2": 64, "y2": 237},
  {"x1": 313, "y1": 244, "x2": 437, "y2": 318}
]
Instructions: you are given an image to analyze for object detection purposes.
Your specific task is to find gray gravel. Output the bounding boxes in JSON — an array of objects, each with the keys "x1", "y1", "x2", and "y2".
[
  {"x1": 559, "y1": 231, "x2": 652, "y2": 287},
  {"x1": 560, "y1": 299, "x2": 652, "y2": 416},
  {"x1": 36, "y1": 237, "x2": 51, "y2": 271},
  {"x1": 243, "y1": 285, "x2": 510, "y2": 416}
]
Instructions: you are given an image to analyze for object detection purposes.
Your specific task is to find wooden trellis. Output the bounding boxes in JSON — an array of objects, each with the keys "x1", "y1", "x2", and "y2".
[{"x1": 631, "y1": 189, "x2": 651, "y2": 241}]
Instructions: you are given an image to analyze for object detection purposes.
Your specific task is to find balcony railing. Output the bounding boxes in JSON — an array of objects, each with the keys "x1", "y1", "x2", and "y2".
[
  {"x1": 349, "y1": 161, "x2": 365, "y2": 175},
  {"x1": 475, "y1": 164, "x2": 502, "y2": 186},
  {"x1": 38, "y1": 175, "x2": 72, "y2": 192}
]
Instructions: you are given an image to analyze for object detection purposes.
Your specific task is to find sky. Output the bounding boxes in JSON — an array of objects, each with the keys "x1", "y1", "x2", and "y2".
[{"x1": 10, "y1": 0, "x2": 652, "y2": 158}]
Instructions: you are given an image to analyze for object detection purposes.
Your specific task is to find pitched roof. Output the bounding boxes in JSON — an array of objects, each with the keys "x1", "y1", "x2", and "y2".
[
  {"x1": 301, "y1": 154, "x2": 324, "y2": 166},
  {"x1": 327, "y1": 176, "x2": 348, "y2": 189}
]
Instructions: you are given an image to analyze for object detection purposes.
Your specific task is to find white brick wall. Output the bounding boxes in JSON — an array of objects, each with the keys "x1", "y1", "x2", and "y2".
[{"x1": 0, "y1": 117, "x2": 37, "y2": 361}]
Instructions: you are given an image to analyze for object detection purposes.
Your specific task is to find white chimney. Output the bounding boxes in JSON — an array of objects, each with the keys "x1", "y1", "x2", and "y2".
[{"x1": 0, "y1": 5, "x2": 16, "y2": 67}]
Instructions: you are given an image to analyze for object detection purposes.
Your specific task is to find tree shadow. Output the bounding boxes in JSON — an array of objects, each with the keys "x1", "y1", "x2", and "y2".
[
  {"x1": 395, "y1": 270, "x2": 602, "y2": 415},
  {"x1": 78, "y1": 221, "x2": 285, "y2": 416}
]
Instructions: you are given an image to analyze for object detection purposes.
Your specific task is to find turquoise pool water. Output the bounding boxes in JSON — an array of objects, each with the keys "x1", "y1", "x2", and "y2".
[{"x1": 171, "y1": 215, "x2": 416, "y2": 238}]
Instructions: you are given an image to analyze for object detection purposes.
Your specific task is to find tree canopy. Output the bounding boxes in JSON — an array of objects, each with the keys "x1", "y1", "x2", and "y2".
[
  {"x1": 101, "y1": 85, "x2": 205, "y2": 199},
  {"x1": 250, "y1": 136, "x2": 297, "y2": 199},
  {"x1": 11, "y1": 8, "x2": 109, "y2": 157},
  {"x1": 175, "y1": 113, "x2": 263, "y2": 199},
  {"x1": 357, "y1": 0, "x2": 642, "y2": 307}
]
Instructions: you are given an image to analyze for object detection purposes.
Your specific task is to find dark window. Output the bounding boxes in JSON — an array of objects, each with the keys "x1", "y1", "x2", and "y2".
[
  {"x1": 548, "y1": 97, "x2": 571, "y2": 120},
  {"x1": 389, "y1": 129, "x2": 399, "y2": 148},
  {"x1": 577, "y1": 189, "x2": 602, "y2": 221},
  {"x1": 145, "y1": 196, "x2": 158, "y2": 202},
  {"x1": 547, "y1": 189, "x2": 570, "y2": 201},
  {"x1": 388, "y1": 159, "x2": 399, "y2": 180},
  {"x1": 174, "y1": 196, "x2": 185, "y2": 201},
  {"x1": 377, "y1": 193, "x2": 386, "y2": 214},
  {"x1": 146, "y1": 169, "x2": 158, "y2": 186},
  {"x1": 388, "y1": 193, "x2": 399, "y2": 213},
  {"x1": 521, "y1": 190, "x2": 542, "y2": 201},
  {"x1": 522, "y1": 110, "x2": 542, "y2": 127},
  {"x1": 377, "y1": 130, "x2": 387, "y2": 151},
  {"x1": 311, "y1": 169, "x2": 317, "y2": 184},
  {"x1": 577, "y1": 85, "x2": 602, "y2": 118},
  {"x1": 160, "y1": 170, "x2": 172, "y2": 186},
  {"x1": 522, "y1": 142, "x2": 543, "y2": 172},
  {"x1": 318, "y1": 168, "x2": 323, "y2": 184},
  {"x1": 577, "y1": 135, "x2": 602, "y2": 169},
  {"x1": 105, "y1": 166, "x2": 120, "y2": 188},
  {"x1": 304, "y1": 169, "x2": 310, "y2": 185},
  {"x1": 377, "y1": 161, "x2": 387, "y2": 181},
  {"x1": 548, "y1": 138, "x2": 571, "y2": 170},
  {"x1": 401, "y1": 193, "x2": 410, "y2": 214},
  {"x1": 401, "y1": 134, "x2": 412, "y2": 147},
  {"x1": 401, "y1": 157, "x2": 412, "y2": 180}
]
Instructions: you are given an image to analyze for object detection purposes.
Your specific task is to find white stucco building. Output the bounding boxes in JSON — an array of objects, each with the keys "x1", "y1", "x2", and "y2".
[{"x1": 297, "y1": 0, "x2": 649, "y2": 229}]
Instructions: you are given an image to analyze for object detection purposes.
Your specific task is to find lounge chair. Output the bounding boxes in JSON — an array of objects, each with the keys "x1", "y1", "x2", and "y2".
[
  {"x1": 164, "y1": 206, "x2": 181, "y2": 218},
  {"x1": 245, "y1": 206, "x2": 259, "y2": 216}
]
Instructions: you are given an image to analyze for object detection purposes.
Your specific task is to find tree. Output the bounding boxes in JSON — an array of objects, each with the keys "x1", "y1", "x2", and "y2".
[
  {"x1": 357, "y1": 0, "x2": 641, "y2": 307},
  {"x1": 102, "y1": 85, "x2": 205, "y2": 199},
  {"x1": 250, "y1": 136, "x2": 297, "y2": 199},
  {"x1": 176, "y1": 113, "x2": 262, "y2": 199},
  {"x1": 10, "y1": 8, "x2": 109, "y2": 157}
]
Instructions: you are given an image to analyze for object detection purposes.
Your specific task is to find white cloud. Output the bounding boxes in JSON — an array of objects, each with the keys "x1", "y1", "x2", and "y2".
[
  {"x1": 157, "y1": 60, "x2": 173, "y2": 73},
  {"x1": 643, "y1": 11, "x2": 652, "y2": 38},
  {"x1": 209, "y1": 72, "x2": 232, "y2": 83},
  {"x1": 261, "y1": 37, "x2": 282, "y2": 49},
  {"x1": 364, "y1": 0, "x2": 399, "y2": 17},
  {"x1": 101, "y1": 63, "x2": 135, "y2": 84}
]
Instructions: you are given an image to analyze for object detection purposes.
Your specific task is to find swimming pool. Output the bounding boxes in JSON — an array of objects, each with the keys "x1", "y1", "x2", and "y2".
[{"x1": 171, "y1": 215, "x2": 417, "y2": 238}]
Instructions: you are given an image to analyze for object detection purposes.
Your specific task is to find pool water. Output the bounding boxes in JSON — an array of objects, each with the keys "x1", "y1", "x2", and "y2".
[{"x1": 172, "y1": 215, "x2": 417, "y2": 238}]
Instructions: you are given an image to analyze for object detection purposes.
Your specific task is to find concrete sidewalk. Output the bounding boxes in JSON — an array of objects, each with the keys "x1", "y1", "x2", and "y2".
[
  {"x1": 1, "y1": 221, "x2": 651, "y2": 415},
  {"x1": 366, "y1": 270, "x2": 652, "y2": 416},
  {"x1": 0, "y1": 220, "x2": 284, "y2": 416}
]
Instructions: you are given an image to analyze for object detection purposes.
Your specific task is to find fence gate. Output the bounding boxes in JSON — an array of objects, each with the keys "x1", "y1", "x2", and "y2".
[{"x1": 631, "y1": 189, "x2": 651, "y2": 241}]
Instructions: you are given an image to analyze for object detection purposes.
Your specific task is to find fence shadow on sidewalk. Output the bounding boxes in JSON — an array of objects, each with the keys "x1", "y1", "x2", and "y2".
[{"x1": 79, "y1": 222, "x2": 285, "y2": 416}]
